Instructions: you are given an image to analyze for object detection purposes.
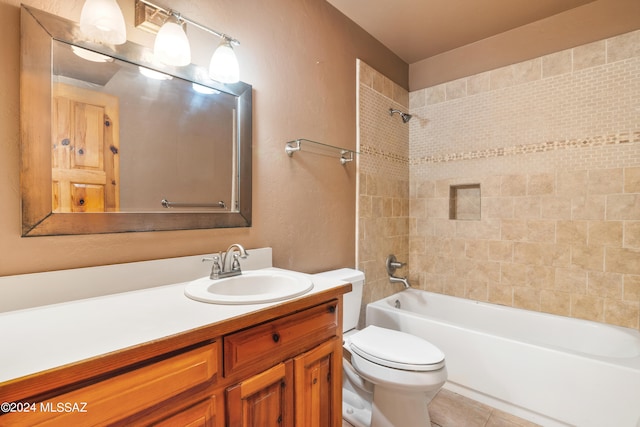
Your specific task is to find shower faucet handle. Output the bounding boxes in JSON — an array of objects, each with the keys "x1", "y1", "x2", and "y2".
[{"x1": 386, "y1": 254, "x2": 406, "y2": 275}]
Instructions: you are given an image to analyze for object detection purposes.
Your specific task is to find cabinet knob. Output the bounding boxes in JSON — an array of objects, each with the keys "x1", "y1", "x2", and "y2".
[
  {"x1": 328, "y1": 305, "x2": 336, "y2": 313},
  {"x1": 272, "y1": 333, "x2": 280, "y2": 343}
]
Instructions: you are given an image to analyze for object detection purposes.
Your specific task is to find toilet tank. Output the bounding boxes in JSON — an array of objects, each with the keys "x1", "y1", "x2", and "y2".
[{"x1": 313, "y1": 268, "x2": 364, "y2": 333}]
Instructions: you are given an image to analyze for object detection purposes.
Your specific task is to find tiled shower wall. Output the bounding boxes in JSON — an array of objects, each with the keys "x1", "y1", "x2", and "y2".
[
  {"x1": 357, "y1": 60, "x2": 410, "y2": 316},
  {"x1": 409, "y1": 30, "x2": 640, "y2": 329}
]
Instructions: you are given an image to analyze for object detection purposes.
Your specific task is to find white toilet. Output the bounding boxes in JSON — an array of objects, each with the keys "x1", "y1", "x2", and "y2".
[{"x1": 314, "y1": 269, "x2": 447, "y2": 427}]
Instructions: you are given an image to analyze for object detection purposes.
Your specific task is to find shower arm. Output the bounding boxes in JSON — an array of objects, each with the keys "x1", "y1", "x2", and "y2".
[{"x1": 389, "y1": 108, "x2": 412, "y2": 123}]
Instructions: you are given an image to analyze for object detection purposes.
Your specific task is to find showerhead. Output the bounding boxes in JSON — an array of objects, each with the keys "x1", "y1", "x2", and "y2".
[{"x1": 389, "y1": 108, "x2": 412, "y2": 123}]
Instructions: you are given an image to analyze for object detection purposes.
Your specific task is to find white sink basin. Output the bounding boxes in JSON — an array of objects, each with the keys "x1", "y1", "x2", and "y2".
[{"x1": 184, "y1": 270, "x2": 314, "y2": 304}]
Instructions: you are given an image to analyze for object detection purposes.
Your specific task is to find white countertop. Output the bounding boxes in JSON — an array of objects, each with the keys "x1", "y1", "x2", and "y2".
[{"x1": 0, "y1": 268, "x2": 346, "y2": 384}]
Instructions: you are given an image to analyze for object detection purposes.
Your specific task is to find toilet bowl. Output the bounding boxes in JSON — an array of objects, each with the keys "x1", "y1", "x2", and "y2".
[{"x1": 313, "y1": 269, "x2": 447, "y2": 427}]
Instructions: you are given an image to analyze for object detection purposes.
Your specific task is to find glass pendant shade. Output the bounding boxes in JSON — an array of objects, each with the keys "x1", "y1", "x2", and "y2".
[
  {"x1": 79, "y1": 0, "x2": 126, "y2": 45},
  {"x1": 154, "y1": 17, "x2": 191, "y2": 67},
  {"x1": 71, "y1": 46, "x2": 113, "y2": 63},
  {"x1": 209, "y1": 39, "x2": 239, "y2": 83},
  {"x1": 138, "y1": 66, "x2": 173, "y2": 80}
]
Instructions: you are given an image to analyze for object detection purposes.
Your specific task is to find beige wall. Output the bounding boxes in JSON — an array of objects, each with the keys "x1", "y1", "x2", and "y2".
[
  {"x1": 409, "y1": 0, "x2": 640, "y2": 90},
  {"x1": 0, "y1": 0, "x2": 407, "y2": 277},
  {"x1": 409, "y1": 30, "x2": 640, "y2": 329}
]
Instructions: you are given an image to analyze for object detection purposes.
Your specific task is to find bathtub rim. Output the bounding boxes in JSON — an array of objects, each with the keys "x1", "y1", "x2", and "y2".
[
  {"x1": 368, "y1": 288, "x2": 640, "y2": 367},
  {"x1": 366, "y1": 288, "x2": 640, "y2": 427}
]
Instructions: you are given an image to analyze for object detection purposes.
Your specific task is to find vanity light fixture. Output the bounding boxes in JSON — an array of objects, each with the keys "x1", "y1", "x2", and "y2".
[
  {"x1": 209, "y1": 38, "x2": 240, "y2": 84},
  {"x1": 79, "y1": 0, "x2": 127, "y2": 45},
  {"x1": 153, "y1": 14, "x2": 191, "y2": 66},
  {"x1": 135, "y1": 0, "x2": 241, "y2": 83}
]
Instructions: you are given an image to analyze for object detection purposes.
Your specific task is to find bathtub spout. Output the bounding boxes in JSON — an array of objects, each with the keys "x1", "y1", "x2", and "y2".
[
  {"x1": 386, "y1": 254, "x2": 411, "y2": 288},
  {"x1": 390, "y1": 275, "x2": 411, "y2": 288}
]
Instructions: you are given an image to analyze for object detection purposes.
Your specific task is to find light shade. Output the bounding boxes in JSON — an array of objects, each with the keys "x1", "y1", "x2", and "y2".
[
  {"x1": 138, "y1": 66, "x2": 173, "y2": 80},
  {"x1": 79, "y1": 0, "x2": 126, "y2": 45},
  {"x1": 192, "y1": 83, "x2": 219, "y2": 95},
  {"x1": 209, "y1": 39, "x2": 239, "y2": 84},
  {"x1": 154, "y1": 16, "x2": 191, "y2": 67},
  {"x1": 71, "y1": 46, "x2": 113, "y2": 63}
]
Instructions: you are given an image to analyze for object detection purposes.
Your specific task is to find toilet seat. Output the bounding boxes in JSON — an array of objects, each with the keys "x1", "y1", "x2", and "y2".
[{"x1": 349, "y1": 325, "x2": 445, "y2": 371}]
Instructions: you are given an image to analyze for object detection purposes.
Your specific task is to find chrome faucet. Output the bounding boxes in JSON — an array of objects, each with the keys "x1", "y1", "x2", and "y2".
[
  {"x1": 203, "y1": 243, "x2": 249, "y2": 280},
  {"x1": 389, "y1": 275, "x2": 411, "y2": 289},
  {"x1": 386, "y1": 254, "x2": 411, "y2": 289}
]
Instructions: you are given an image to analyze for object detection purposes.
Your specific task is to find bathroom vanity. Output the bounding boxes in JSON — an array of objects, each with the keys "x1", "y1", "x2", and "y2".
[{"x1": 0, "y1": 259, "x2": 350, "y2": 426}]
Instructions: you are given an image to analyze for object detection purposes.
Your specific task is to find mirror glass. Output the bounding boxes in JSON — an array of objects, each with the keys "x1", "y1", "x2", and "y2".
[{"x1": 20, "y1": 6, "x2": 252, "y2": 236}]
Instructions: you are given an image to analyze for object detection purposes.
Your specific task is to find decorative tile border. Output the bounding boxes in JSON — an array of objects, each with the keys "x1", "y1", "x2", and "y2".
[
  {"x1": 359, "y1": 145, "x2": 408, "y2": 164},
  {"x1": 360, "y1": 131, "x2": 639, "y2": 166},
  {"x1": 412, "y1": 131, "x2": 640, "y2": 165}
]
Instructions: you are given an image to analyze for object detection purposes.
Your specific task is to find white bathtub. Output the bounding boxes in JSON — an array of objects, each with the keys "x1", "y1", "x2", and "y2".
[{"x1": 366, "y1": 289, "x2": 640, "y2": 427}]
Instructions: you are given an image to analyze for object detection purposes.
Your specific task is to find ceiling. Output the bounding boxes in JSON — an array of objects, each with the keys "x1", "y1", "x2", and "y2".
[{"x1": 327, "y1": 0, "x2": 599, "y2": 64}]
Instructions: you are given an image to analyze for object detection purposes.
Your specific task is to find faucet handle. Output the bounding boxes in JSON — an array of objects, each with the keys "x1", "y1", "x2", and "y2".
[
  {"x1": 231, "y1": 253, "x2": 242, "y2": 272},
  {"x1": 201, "y1": 254, "x2": 220, "y2": 263},
  {"x1": 385, "y1": 254, "x2": 406, "y2": 275},
  {"x1": 212, "y1": 255, "x2": 222, "y2": 275},
  {"x1": 203, "y1": 254, "x2": 222, "y2": 279}
]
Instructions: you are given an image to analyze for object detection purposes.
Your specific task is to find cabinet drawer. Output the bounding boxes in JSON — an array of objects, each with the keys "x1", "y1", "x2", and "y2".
[
  {"x1": 152, "y1": 396, "x2": 217, "y2": 427},
  {"x1": 224, "y1": 300, "x2": 338, "y2": 377},
  {"x1": 1, "y1": 341, "x2": 219, "y2": 426}
]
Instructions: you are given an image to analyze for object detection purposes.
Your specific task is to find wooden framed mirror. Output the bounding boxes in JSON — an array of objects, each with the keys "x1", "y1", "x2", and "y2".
[{"x1": 20, "y1": 5, "x2": 252, "y2": 236}]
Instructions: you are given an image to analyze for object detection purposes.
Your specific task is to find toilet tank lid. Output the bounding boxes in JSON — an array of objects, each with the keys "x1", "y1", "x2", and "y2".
[{"x1": 313, "y1": 268, "x2": 364, "y2": 284}]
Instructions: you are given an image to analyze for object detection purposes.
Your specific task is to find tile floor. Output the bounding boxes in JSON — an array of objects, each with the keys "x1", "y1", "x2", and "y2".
[
  {"x1": 342, "y1": 388, "x2": 541, "y2": 427},
  {"x1": 428, "y1": 389, "x2": 541, "y2": 427}
]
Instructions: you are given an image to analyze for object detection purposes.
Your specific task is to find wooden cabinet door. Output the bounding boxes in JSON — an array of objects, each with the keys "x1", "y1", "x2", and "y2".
[
  {"x1": 52, "y1": 83, "x2": 120, "y2": 212},
  {"x1": 294, "y1": 337, "x2": 342, "y2": 427},
  {"x1": 226, "y1": 361, "x2": 294, "y2": 427}
]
